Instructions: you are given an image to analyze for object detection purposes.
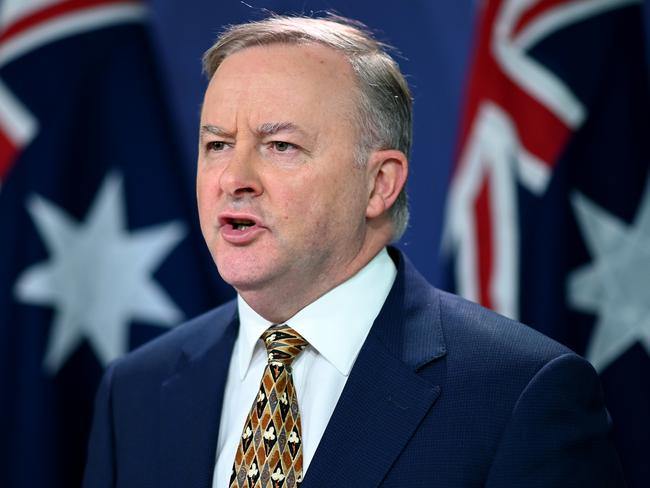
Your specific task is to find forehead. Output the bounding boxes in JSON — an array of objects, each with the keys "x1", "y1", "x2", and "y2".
[{"x1": 201, "y1": 43, "x2": 359, "y2": 125}]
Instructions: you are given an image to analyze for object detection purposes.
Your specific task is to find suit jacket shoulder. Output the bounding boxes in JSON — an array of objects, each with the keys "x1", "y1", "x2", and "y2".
[
  {"x1": 302, "y1": 249, "x2": 624, "y2": 487},
  {"x1": 436, "y1": 287, "x2": 574, "y2": 384},
  {"x1": 111, "y1": 299, "x2": 238, "y2": 382},
  {"x1": 83, "y1": 299, "x2": 239, "y2": 488}
]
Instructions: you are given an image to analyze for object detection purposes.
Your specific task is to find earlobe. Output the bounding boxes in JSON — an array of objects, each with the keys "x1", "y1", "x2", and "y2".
[
  {"x1": 366, "y1": 149, "x2": 408, "y2": 219},
  {"x1": 366, "y1": 193, "x2": 387, "y2": 219}
]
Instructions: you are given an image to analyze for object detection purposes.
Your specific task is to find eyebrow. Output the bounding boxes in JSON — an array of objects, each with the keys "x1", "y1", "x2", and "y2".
[
  {"x1": 256, "y1": 122, "x2": 305, "y2": 137},
  {"x1": 200, "y1": 122, "x2": 310, "y2": 139},
  {"x1": 201, "y1": 125, "x2": 232, "y2": 138}
]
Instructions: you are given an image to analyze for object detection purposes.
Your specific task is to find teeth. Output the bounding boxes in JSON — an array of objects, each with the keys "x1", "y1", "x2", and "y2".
[{"x1": 231, "y1": 219, "x2": 254, "y2": 230}]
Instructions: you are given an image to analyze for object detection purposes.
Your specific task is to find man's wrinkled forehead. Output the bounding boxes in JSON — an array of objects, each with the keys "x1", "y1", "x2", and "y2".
[
  {"x1": 214, "y1": 41, "x2": 355, "y2": 79},
  {"x1": 201, "y1": 43, "x2": 360, "y2": 122}
]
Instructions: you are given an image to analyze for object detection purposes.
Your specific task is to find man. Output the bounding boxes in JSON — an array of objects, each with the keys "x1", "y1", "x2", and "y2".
[{"x1": 83, "y1": 15, "x2": 625, "y2": 488}]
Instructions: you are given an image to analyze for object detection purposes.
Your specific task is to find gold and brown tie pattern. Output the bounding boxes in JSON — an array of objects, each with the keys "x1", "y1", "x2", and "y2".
[{"x1": 230, "y1": 324, "x2": 308, "y2": 488}]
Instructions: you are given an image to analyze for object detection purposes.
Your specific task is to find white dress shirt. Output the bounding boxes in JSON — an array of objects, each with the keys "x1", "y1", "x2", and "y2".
[{"x1": 212, "y1": 248, "x2": 397, "y2": 487}]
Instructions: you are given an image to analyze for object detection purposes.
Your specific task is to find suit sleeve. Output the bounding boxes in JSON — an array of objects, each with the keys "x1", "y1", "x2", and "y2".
[
  {"x1": 485, "y1": 353, "x2": 626, "y2": 487},
  {"x1": 82, "y1": 363, "x2": 117, "y2": 488}
]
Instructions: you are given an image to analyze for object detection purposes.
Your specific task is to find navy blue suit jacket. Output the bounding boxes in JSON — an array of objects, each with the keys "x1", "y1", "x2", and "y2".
[{"x1": 83, "y1": 250, "x2": 625, "y2": 487}]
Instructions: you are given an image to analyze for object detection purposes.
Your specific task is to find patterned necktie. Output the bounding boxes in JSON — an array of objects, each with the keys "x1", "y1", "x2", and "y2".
[{"x1": 230, "y1": 324, "x2": 308, "y2": 488}]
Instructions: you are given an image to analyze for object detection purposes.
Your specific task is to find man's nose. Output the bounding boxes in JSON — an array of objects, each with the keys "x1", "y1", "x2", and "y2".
[{"x1": 219, "y1": 146, "x2": 263, "y2": 198}]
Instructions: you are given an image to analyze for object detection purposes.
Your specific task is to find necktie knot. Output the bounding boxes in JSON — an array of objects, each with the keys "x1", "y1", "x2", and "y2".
[{"x1": 261, "y1": 324, "x2": 308, "y2": 366}]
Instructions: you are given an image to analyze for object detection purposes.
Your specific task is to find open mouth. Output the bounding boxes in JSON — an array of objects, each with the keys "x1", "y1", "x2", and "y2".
[
  {"x1": 219, "y1": 212, "x2": 266, "y2": 246},
  {"x1": 226, "y1": 218, "x2": 256, "y2": 231},
  {"x1": 218, "y1": 214, "x2": 263, "y2": 242}
]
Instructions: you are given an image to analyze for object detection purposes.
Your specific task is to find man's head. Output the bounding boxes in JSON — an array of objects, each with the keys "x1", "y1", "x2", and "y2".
[
  {"x1": 197, "y1": 15, "x2": 412, "y2": 321},
  {"x1": 203, "y1": 15, "x2": 412, "y2": 238}
]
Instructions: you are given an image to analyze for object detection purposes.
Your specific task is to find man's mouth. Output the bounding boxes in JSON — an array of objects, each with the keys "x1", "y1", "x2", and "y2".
[
  {"x1": 218, "y1": 214, "x2": 264, "y2": 243},
  {"x1": 230, "y1": 219, "x2": 255, "y2": 231}
]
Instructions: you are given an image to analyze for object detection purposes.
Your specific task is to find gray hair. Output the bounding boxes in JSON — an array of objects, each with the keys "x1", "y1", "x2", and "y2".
[{"x1": 202, "y1": 14, "x2": 412, "y2": 240}]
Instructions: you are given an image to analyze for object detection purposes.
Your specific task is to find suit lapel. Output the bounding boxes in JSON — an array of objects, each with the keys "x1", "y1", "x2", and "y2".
[
  {"x1": 303, "y1": 250, "x2": 447, "y2": 487},
  {"x1": 303, "y1": 333, "x2": 441, "y2": 487},
  {"x1": 159, "y1": 305, "x2": 238, "y2": 488}
]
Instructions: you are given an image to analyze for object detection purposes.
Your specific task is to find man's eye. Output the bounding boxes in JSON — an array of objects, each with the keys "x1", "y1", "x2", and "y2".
[
  {"x1": 272, "y1": 141, "x2": 296, "y2": 152},
  {"x1": 206, "y1": 141, "x2": 226, "y2": 151}
]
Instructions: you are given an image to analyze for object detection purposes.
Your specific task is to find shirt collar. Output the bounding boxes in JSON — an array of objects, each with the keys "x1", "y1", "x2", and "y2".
[{"x1": 235, "y1": 248, "x2": 397, "y2": 379}]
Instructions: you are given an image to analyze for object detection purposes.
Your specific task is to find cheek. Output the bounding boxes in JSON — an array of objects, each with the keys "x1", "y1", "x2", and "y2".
[
  {"x1": 196, "y1": 168, "x2": 221, "y2": 208},
  {"x1": 285, "y1": 171, "x2": 358, "y2": 224},
  {"x1": 196, "y1": 185, "x2": 210, "y2": 222},
  {"x1": 275, "y1": 174, "x2": 315, "y2": 215},
  {"x1": 273, "y1": 187, "x2": 324, "y2": 246},
  {"x1": 196, "y1": 174, "x2": 221, "y2": 240}
]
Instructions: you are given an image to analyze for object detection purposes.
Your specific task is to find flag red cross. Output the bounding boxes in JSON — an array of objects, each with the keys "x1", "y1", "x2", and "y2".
[{"x1": 445, "y1": 0, "x2": 629, "y2": 317}]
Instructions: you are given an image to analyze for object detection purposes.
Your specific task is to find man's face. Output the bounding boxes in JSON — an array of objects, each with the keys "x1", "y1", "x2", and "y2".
[{"x1": 197, "y1": 43, "x2": 375, "y2": 314}]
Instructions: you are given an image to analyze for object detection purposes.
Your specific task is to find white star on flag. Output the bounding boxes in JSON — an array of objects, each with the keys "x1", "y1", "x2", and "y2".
[
  {"x1": 14, "y1": 172, "x2": 187, "y2": 374},
  {"x1": 568, "y1": 180, "x2": 650, "y2": 373}
]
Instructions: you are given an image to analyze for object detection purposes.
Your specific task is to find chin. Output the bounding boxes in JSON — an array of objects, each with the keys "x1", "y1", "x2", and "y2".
[
  {"x1": 215, "y1": 259, "x2": 271, "y2": 292},
  {"x1": 212, "y1": 241, "x2": 288, "y2": 293}
]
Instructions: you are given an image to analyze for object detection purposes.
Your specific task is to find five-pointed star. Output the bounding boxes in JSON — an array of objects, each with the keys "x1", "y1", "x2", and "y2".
[
  {"x1": 14, "y1": 172, "x2": 187, "y2": 374},
  {"x1": 568, "y1": 182, "x2": 650, "y2": 373}
]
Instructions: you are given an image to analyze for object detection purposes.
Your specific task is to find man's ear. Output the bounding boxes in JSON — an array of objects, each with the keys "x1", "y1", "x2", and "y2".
[{"x1": 365, "y1": 149, "x2": 408, "y2": 219}]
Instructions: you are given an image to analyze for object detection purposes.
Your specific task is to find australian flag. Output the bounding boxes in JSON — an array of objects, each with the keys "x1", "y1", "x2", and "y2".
[
  {"x1": 0, "y1": 1, "x2": 232, "y2": 486},
  {"x1": 441, "y1": 0, "x2": 650, "y2": 486}
]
